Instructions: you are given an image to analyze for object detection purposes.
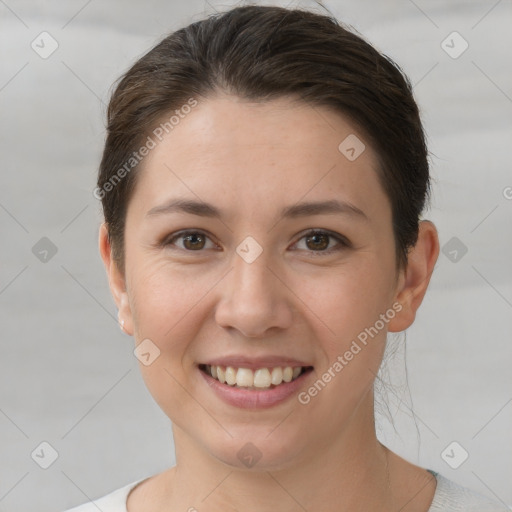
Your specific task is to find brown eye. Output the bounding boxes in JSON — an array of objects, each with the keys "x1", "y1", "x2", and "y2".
[
  {"x1": 305, "y1": 232, "x2": 330, "y2": 251},
  {"x1": 165, "y1": 231, "x2": 216, "y2": 251},
  {"x1": 182, "y1": 233, "x2": 206, "y2": 250},
  {"x1": 294, "y1": 229, "x2": 349, "y2": 255}
]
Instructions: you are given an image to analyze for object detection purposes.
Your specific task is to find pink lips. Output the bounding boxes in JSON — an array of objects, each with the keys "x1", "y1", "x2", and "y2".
[{"x1": 198, "y1": 364, "x2": 313, "y2": 409}]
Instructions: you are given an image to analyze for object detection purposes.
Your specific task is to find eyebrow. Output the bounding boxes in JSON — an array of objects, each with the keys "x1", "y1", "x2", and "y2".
[{"x1": 146, "y1": 198, "x2": 368, "y2": 221}]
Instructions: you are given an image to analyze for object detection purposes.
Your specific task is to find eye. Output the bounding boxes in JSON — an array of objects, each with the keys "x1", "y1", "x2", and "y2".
[
  {"x1": 293, "y1": 229, "x2": 349, "y2": 255},
  {"x1": 162, "y1": 229, "x2": 350, "y2": 254},
  {"x1": 163, "y1": 230, "x2": 217, "y2": 251}
]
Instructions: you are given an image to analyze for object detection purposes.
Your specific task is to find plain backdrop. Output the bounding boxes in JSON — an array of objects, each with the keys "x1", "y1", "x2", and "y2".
[{"x1": 0, "y1": 0, "x2": 511, "y2": 510}]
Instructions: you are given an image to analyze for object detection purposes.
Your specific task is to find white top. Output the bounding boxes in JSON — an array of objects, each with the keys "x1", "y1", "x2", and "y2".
[{"x1": 62, "y1": 469, "x2": 510, "y2": 511}]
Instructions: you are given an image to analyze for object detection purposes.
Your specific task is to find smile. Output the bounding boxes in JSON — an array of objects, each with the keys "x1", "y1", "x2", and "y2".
[
  {"x1": 199, "y1": 364, "x2": 312, "y2": 389},
  {"x1": 197, "y1": 356, "x2": 315, "y2": 408}
]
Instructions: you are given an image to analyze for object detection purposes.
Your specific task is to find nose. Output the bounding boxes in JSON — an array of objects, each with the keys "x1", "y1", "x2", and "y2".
[{"x1": 214, "y1": 248, "x2": 294, "y2": 338}]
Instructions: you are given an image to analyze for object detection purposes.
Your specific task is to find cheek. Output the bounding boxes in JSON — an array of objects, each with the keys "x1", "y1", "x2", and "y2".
[
  {"x1": 292, "y1": 256, "x2": 395, "y2": 352},
  {"x1": 294, "y1": 265, "x2": 391, "y2": 425},
  {"x1": 130, "y1": 258, "x2": 213, "y2": 341},
  {"x1": 129, "y1": 263, "x2": 215, "y2": 425}
]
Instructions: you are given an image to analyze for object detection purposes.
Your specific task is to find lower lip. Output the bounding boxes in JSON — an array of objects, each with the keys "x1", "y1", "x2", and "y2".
[{"x1": 198, "y1": 366, "x2": 312, "y2": 409}]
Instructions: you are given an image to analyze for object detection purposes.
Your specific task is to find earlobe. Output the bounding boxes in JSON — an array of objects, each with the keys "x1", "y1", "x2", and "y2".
[
  {"x1": 98, "y1": 223, "x2": 134, "y2": 336},
  {"x1": 387, "y1": 220, "x2": 440, "y2": 333}
]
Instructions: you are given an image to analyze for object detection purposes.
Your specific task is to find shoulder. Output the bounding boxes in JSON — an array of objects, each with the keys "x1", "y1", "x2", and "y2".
[
  {"x1": 428, "y1": 470, "x2": 510, "y2": 512},
  {"x1": 61, "y1": 478, "x2": 146, "y2": 512}
]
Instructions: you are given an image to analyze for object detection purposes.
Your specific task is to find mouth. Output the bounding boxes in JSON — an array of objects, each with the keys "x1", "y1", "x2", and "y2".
[{"x1": 198, "y1": 363, "x2": 314, "y2": 390}]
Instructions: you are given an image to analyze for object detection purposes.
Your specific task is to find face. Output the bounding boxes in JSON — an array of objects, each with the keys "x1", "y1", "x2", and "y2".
[{"x1": 110, "y1": 93, "x2": 411, "y2": 470}]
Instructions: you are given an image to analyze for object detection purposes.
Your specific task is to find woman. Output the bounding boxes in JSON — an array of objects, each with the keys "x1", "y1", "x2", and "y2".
[{"x1": 65, "y1": 4, "x2": 508, "y2": 511}]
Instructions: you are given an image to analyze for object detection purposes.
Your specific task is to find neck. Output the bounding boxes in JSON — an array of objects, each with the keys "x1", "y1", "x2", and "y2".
[{"x1": 165, "y1": 390, "x2": 396, "y2": 512}]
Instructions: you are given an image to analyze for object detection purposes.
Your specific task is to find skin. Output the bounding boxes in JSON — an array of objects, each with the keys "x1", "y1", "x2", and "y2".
[{"x1": 99, "y1": 92, "x2": 440, "y2": 512}]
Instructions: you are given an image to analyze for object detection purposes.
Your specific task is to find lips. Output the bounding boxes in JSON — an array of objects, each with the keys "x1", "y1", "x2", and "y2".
[
  {"x1": 198, "y1": 363, "x2": 314, "y2": 409},
  {"x1": 196, "y1": 355, "x2": 314, "y2": 408}
]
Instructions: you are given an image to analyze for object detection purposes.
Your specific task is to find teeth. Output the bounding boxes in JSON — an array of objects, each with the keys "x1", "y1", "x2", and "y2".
[
  {"x1": 205, "y1": 364, "x2": 306, "y2": 389},
  {"x1": 236, "y1": 368, "x2": 253, "y2": 387},
  {"x1": 253, "y1": 368, "x2": 271, "y2": 388},
  {"x1": 225, "y1": 366, "x2": 237, "y2": 386},
  {"x1": 271, "y1": 367, "x2": 283, "y2": 385}
]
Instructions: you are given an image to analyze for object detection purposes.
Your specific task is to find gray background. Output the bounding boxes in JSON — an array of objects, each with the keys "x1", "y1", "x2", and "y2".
[{"x1": 0, "y1": 0, "x2": 511, "y2": 510}]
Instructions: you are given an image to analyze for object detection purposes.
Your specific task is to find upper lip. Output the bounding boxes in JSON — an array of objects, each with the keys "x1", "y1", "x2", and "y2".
[{"x1": 200, "y1": 356, "x2": 313, "y2": 370}]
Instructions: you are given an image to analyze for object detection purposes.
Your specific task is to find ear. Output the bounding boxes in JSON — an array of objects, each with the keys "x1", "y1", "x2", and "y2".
[
  {"x1": 387, "y1": 220, "x2": 440, "y2": 333},
  {"x1": 98, "y1": 222, "x2": 134, "y2": 336}
]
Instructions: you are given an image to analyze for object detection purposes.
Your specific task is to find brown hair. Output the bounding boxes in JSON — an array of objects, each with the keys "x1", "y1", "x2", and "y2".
[{"x1": 97, "y1": 4, "x2": 431, "y2": 276}]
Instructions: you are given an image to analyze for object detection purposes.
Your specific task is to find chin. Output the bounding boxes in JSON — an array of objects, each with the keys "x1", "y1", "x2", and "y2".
[{"x1": 207, "y1": 431, "x2": 307, "y2": 472}]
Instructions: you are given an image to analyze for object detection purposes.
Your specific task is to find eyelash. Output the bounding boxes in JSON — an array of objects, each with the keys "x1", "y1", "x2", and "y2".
[{"x1": 162, "y1": 229, "x2": 350, "y2": 256}]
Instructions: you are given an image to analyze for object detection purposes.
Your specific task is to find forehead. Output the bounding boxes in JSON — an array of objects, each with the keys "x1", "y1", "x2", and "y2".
[
  {"x1": 164, "y1": 93, "x2": 372, "y2": 161},
  {"x1": 128, "y1": 93, "x2": 389, "y2": 224}
]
